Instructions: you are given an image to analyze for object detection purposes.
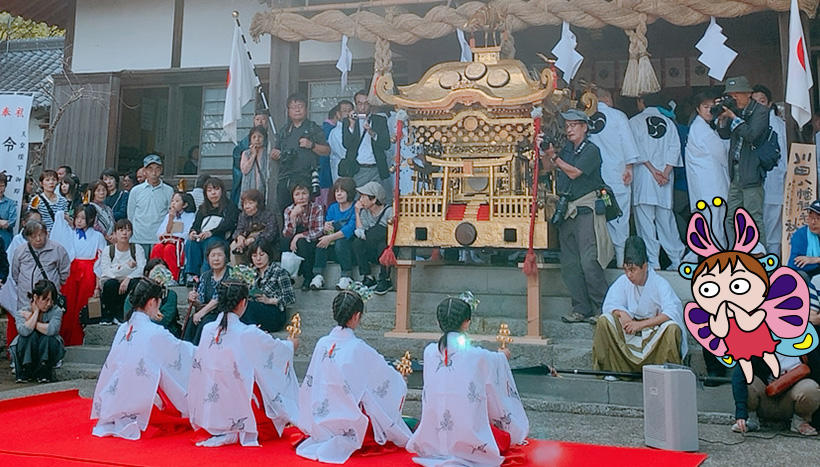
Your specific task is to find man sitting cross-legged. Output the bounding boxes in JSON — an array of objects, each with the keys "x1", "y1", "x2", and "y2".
[{"x1": 592, "y1": 236, "x2": 687, "y2": 373}]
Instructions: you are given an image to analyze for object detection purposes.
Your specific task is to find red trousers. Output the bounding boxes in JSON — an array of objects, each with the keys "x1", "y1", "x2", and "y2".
[
  {"x1": 145, "y1": 388, "x2": 190, "y2": 437},
  {"x1": 150, "y1": 239, "x2": 185, "y2": 281},
  {"x1": 60, "y1": 258, "x2": 96, "y2": 346}
]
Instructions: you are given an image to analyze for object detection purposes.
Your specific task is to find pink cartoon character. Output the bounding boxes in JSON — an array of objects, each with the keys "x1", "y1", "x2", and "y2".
[{"x1": 679, "y1": 198, "x2": 818, "y2": 384}]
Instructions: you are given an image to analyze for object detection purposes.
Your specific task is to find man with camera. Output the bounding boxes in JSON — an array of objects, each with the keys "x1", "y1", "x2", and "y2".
[
  {"x1": 271, "y1": 93, "x2": 330, "y2": 214},
  {"x1": 540, "y1": 109, "x2": 613, "y2": 324},
  {"x1": 715, "y1": 76, "x2": 770, "y2": 250},
  {"x1": 340, "y1": 90, "x2": 391, "y2": 188}
]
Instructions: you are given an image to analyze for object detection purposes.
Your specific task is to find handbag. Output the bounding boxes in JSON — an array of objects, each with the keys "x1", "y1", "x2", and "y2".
[
  {"x1": 765, "y1": 357, "x2": 810, "y2": 397},
  {"x1": 597, "y1": 185, "x2": 622, "y2": 221},
  {"x1": 27, "y1": 243, "x2": 67, "y2": 310}
]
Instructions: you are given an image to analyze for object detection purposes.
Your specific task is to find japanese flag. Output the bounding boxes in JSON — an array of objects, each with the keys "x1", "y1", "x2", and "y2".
[
  {"x1": 785, "y1": 0, "x2": 813, "y2": 127},
  {"x1": 222, "y1": 24, "x2": 257, "y2": 143}
]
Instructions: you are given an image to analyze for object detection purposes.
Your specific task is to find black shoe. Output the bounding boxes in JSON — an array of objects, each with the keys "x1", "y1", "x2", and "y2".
[
  {"x1": 374, "y1": 279, "x2": 392, "y2": 295},
  {"x1": 300, "y1": 277, "x2": 312, "y2": 291},
  {"x1": 362, "y1": 275, "x2": 377, "y2": 288}
]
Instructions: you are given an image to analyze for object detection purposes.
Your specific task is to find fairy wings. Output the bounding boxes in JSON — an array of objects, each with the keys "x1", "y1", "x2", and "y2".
[{"x1": 679, "y1": 202, "x2": 818, "y2": 367}]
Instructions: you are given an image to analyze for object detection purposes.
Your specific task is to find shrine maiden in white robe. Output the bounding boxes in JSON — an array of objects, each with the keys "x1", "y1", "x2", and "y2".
[
  {"x1": 601, "y1": 268, "x2": 687, "y2": 359},
  {"x1": 762, "y1": 108, "x2": 788, "y2": 255},
  {"x1": 629, "y1": 107, "x2": 684, "y2": 268},
  {"x1": 685, "y1": 115, "x2": 730, "y2": 246},
  {"x1": 588, "y1": 102, "x2": 644, "y2": 266},
  {"x1": 91, "y1": 311, "x2": 194, "y2": 439},
  {"x1": 297, "y1": 326, "x2": 411, "y2": 464},
  {"x1": 407, "y1": 337, "x2": 529, "y2": 467},
  {"x1": 187, "y1": 313, "x2": 299, "y2": 446}
]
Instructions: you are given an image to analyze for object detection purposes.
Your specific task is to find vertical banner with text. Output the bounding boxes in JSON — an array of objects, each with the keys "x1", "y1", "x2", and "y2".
[
  {"x1": 781, "y1": 143, "x2": 818, "y2": 261},
  {"x1": 0, "y1": 94, "x2": 33, "y2": 215}
]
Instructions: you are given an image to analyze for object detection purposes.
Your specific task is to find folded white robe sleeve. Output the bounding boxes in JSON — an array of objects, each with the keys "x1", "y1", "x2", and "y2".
[
  {"x1": 297, "y1": 326, "x2": 411, "y2": 464},
  {"x1": 407, "y1": 340, "x2": 529, "y2": 467},
  {"x1": 187, "y1": 313, "x2": 298, "y2": 447},
  {"x1": 91, "y1": 312, "x2": 194, "y2": 440}
]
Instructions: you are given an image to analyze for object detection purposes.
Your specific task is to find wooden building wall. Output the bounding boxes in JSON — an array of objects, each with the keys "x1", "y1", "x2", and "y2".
[{"x1": 46, "y1": 73, "x2": 120, "y2": 181}]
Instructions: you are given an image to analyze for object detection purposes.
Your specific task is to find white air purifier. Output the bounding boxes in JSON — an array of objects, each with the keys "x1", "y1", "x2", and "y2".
[{"x1": 642, "y1": 364, "x2": 699, "y2": 452}]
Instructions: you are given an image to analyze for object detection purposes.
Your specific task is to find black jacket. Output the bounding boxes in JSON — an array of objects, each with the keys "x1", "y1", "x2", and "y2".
[
  {"x1": 342, "y1": 113, "x2": 391, "y2": 179},
  {"x1": 717, "y1": 99, "x2": 770, "y2": 188}
]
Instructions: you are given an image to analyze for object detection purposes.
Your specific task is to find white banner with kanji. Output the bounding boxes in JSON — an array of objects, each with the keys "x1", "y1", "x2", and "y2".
[{"x1": 0, "y1": 94, "x2": 32, "y2": 213}]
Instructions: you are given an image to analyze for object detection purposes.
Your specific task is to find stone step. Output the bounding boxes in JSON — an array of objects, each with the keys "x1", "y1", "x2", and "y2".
[
  {"x1": 54, "y1": 358, "x2": 734, "y2": 415},
  {"x1": 178, "y1": 263, "x2": 693, "y2": 300}
]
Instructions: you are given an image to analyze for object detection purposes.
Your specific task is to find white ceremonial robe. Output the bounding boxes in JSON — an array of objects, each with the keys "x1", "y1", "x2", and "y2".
[
  {"x1": 602, "y1": 268, "x2": 687, "y2": 358},
  {"x1": 763, "y1": 109, "x2": 788, "y2": 255},
  {"x1": 630, "y1": 108, "x2": 684, "y2": 269},
  {"x1": 407, "y1": 339, "x2": 529, "y2": 467},
  {"x1": 297, "y1": 326, "x2": 412, "y2": 464},
  {"x1": 91, "y1": 311, "x2": 194, "y2": 439},
  {"x1": 187, "y1": 313, "x2": 299, "y2": 446},
  {"x1": 49, "y1": 211, "x2": 107, "y2": 263},
  {"x1": 0, "y1": 233, "x2": 25, "y2": 311},
  {"x1": 588, "y1": 102, "x2": 644, "y2": 266},
  {"x1": 329, "y1": 123, "x2": 345, "y2": 182},
  {"x1": 685, "y1": 116, "x2": 730, "y2": 247}
]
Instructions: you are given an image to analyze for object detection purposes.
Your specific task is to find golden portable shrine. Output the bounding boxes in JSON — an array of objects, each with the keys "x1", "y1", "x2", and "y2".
[{"x1": 375, "y1": 45, "x2": 593, "y2": 250}]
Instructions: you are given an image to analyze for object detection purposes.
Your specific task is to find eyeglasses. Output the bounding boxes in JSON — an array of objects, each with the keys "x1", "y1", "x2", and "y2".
[
  {"x1": 564, "y1": 122, "x2": 585, "y2": 129},
  {"x1": 287, "y1": 104, "x2": 306, "y2": 110}
]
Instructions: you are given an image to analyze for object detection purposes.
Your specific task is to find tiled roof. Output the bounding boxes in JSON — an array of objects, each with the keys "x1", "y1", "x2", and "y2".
[{"x1": 0, "y1": 37, "x2": 65, "y2": 109}]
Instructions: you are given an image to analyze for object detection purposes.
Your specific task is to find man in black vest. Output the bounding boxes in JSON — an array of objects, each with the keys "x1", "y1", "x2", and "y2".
[{"x1": 340, "y1": 90, "x2": 391, "y2": 188}]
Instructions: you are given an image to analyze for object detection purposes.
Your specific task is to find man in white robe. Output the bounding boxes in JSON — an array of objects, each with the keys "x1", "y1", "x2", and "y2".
[
  {"x1": 588, "y1": 88, "x2": 643, "y2": 267},
  {"x1": 752, "y1": 86, "x2": 788, "y2": 257},
  {"x1": 406, "y1": 336, "x2": 529, "y2": 467},
  {"x1": 592, "y1": 236, "x2": 686, "y2": 373},
  {"x1": 297, "y1": 325, "x2": 411, "y2": 464},
  {"x1": 630, "y1": 95, "x2": 685, "y2": 270},
  {"x1": 685, "y1": 92, "x2": 730, "y2": 248},
  {"x1": 187, "y1": 311, "x2": 299, "y2": 446},
  {"x1": 92, "y1": 285, "x2": 194, "y2": 439}
]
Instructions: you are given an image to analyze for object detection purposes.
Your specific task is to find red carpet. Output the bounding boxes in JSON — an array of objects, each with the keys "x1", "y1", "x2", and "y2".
[{"x1": 0, "y1": 390, "x2": 708, "y2": 466}]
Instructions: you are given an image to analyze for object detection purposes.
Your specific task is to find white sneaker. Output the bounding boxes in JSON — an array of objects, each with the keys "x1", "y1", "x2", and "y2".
[
  {"x1": 336, "y1": 276, "x2": 353, "y2": 290},
  {"x1": 309, "y1": 274, "x2": 324, "y2": 290}
]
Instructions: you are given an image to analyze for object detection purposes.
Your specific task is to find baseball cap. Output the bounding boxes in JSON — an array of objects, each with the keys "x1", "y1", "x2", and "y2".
[
  {"x1": 724, "y1": 76, "x2": 753, "y2": 94},
  {"x1": 560, "y1": 108, "x2": 589, "y2": 123},
  {"x1": 143, "y1": 154, "x2": 163, "y2": 168},
  {"x1": 356, "y1": 181, "x2": 385, "y2": 204},
  {"x1": 808, "y1": 200, "x2": 820, "y2": 215}
]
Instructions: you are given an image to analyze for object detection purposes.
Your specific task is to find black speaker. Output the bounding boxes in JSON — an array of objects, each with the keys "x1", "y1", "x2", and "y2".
[{"x1": 415, "y1": 227, "x2": 428, "y2": 241}]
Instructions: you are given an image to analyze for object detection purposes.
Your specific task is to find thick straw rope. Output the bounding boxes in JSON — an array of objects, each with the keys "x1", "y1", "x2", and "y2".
[
  {"x1": 251, "y1": 0, "x2": 818, "y2": 44},
  {"x1": 621, "y1": 15, "x2": 661, "y2": 97}
]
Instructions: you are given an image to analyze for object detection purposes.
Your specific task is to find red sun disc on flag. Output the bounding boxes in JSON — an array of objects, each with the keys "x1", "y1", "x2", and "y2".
[
  {"x1": 226, "y1": 70, "x2": 231, "y2": 87},
  {"x1": 797, "y1": 38, "x2": 806, "y2": 70}
]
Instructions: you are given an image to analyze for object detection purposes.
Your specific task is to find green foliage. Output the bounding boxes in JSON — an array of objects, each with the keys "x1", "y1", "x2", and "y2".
[{"x1": 0, "y1": 12, "x2": 65, "y2": 41}]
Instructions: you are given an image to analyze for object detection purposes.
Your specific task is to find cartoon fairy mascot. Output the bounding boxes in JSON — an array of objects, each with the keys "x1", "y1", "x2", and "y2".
[{"x1": 680, "y1": 198, "x2": 819, "y2": 384}]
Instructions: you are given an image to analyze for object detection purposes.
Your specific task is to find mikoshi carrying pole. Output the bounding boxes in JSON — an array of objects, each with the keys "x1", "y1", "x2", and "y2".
[{"x1": 233, "y1": 10, "x2": 277, "y2": 136}]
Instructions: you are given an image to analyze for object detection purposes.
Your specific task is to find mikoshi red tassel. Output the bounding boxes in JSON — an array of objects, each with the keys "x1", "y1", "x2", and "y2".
[
  {"x1": 523, "y1": 116, "x2": 542, "y2": 277},
  {"x1": 379, "y1": 119, "x2": 403, "y2": 267}
]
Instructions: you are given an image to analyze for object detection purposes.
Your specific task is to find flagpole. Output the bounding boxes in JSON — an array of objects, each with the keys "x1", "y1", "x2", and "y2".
[{"x1": 232, "y1": 11, "x2": 277, "y2": 135}]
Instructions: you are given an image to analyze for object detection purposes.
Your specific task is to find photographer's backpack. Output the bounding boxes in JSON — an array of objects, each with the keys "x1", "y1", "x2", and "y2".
[{"x1": 752, "y1": 126, "x2": 781, "y2": 175}]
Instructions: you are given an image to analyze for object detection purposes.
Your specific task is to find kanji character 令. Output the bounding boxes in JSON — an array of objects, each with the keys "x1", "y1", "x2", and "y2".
[{"x1": 3, "y1": 137, "x2": 15, "y2": 151}]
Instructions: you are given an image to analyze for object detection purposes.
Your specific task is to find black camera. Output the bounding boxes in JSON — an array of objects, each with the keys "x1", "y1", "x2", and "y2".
[
  {"x1": 539, "y1": 134, "x2": 554, "y2": 153},
  {"x1": 709, "y1": 94, "x2": 740, "y2": 121},
  {"x1": 550, "y1": 194, "x2": 569, "y2": 225}
]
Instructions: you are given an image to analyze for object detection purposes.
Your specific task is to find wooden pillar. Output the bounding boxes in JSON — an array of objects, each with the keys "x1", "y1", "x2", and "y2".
[
  {"x1": 392, "y1": 259, "x2": 415, "y2": 333},
  {"x1": 518, "y1": 261, "x2": 547, "y2": 340},
  {"x1": 267, "y1": 34, "x2": 300, "y2": 212}
]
